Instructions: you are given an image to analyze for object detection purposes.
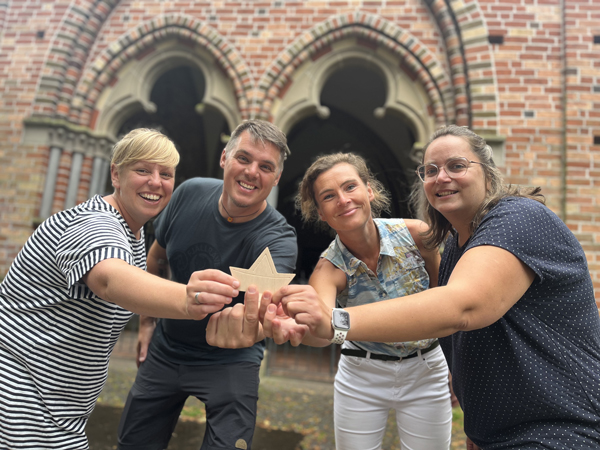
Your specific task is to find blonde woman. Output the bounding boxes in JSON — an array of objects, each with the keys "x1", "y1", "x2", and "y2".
[{"x1": 0, "y1": 129, "x2": 240, "y2": 449}]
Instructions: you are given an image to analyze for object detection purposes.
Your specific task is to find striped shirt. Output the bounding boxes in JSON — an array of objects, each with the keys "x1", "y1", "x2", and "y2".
[
  {"x1": 322, "y1": 218, "x2": 436, "y2": 357},
  {"x1": 0, "y1": 195, "x2": 144, "y2": 449}
]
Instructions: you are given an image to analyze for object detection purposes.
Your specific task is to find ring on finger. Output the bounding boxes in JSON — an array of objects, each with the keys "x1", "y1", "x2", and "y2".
[{"x1": 194, "y1": 292, "x2": 200, "y2": 304}]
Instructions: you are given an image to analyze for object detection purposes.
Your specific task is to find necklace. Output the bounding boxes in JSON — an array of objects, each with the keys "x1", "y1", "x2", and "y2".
[{"x1": 220, "y1": 199, "x2": 261, "y2": 223}]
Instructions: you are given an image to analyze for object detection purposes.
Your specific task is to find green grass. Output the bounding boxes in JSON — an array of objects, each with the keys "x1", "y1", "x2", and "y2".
[
  {"x1": 451, "y1": 406, "x2": 467, "y2": 449},
  {"x1": 176, "y1": 392, "x2": 467, "y2": 449},
  {"x1": 99, "y1": 362, "x2": 468, "y2": 450}
]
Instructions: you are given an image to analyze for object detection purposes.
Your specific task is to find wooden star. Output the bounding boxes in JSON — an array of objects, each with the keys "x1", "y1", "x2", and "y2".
[{"x1": 230, "y1": 247, "x2": 295, "y2": 293}]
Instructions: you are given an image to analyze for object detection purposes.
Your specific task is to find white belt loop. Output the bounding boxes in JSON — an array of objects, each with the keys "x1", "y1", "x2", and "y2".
[
  {"x1": 366, "y1": 351, "x2": 372, "y2": 359},
  {"x1": 417, "y1": 348, "x2": 423, "y2": 359}
]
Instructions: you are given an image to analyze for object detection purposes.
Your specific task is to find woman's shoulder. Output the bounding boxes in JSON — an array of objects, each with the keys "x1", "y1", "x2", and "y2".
[
  {"x1": 374, "y1": 217, "x2": 407, "y2": 235},
  {"x1": 498, "y1": 195, "x2": 545, "y2": 209},
  {"x1": 488, "y1": 196, "x2": 550, "y2": 221},
  {"x1": 65, "y1": 196, "x2": 122, "y2": 225},
  {"x1": 74, "y1": 197, "x2": 133, "y2": 237},
  {"x1": 320, "y1": 236, "x2": 345, "y2": 265},
  {"x1": 375, "y1": 217, "x2": 423, "y2": 241},
  {"x1": 476, "y1": 195, "x2": 564, "y2": 246}
]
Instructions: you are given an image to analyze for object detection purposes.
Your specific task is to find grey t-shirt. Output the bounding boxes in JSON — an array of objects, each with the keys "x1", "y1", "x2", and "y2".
[{"x1": 151, "y1": 178, "x2": 297, "y2": 365}]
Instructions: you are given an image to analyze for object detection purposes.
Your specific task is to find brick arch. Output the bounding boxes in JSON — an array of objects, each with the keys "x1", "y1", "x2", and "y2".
[
  {"x1": 31, "y1": 8, "x2": 253, "y2": 128},
  {"x1": 71, "y1": 14, "x2": 253, "y2": 129},
  {"x1": 32, "y1": 0, "x2": 119, "y2": 119},
  {"x1": 456, "y1": 0, "x2": 500, "y2": 134},
  {"x1": 426, "y1": 0, "x2": 499, "y2": 133},
  {"x1": 424, "y1": 0, "x2": 470, "y2": 127},
  {"x1": 254, "y1": 11, "x2": 454, "y2": 126}
]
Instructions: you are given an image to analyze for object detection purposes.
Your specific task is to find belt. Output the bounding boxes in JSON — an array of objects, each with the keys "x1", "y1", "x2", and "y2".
[{"x1": 340, "y1": 340, "x2": 439, "y2": 361}]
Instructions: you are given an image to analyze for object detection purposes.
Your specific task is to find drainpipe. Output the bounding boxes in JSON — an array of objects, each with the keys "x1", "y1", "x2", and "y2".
[{"x1": 560, "y1": 0, "x2": 567, "y2": 221}]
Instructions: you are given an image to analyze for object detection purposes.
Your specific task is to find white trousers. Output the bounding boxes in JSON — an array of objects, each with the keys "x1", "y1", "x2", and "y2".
[{"x1": 334, "y1": 345, "x2": 452, "y2": 450}]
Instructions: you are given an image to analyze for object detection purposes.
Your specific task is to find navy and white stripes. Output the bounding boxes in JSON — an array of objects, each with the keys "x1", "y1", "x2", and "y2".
[{"x1": 0, "y1": 195, "x2": 144, "y2": 449}]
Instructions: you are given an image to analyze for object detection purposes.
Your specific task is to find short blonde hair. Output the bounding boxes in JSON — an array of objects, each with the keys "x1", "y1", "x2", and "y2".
[{"x1": 111, "y1": 128, "x2": 180, "y2": 169}]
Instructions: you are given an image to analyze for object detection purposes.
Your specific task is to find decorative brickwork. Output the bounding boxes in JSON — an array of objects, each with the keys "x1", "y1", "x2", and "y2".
[
  {"x1": 255, "y1": 11, "x2": 454, "y2": 126},
  {"x1": 34, "y1": 10, "x2": 252, "y2": 124},
  {"x1": 73, "y1": 16, "x2": 252, "y2": 126},
  {"x1": 0, "y1": 0, "x2": 598, "y2": 305}
]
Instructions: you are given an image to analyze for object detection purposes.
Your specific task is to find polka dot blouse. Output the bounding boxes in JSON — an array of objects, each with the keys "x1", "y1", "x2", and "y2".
[{"x1": 438, "y1": 196, "x2": 600, "y2": 449}]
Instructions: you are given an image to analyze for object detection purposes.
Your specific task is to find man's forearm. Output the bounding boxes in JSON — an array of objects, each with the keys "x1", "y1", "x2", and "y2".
[
  {"x1": 139, "y1": 315, "x2": 157, "y2": 327},
  {"x1": 148, "y1": 256, "x2": 170, "y2": 279},
  {"x1": 146, "y1": 243, "x2": 170, "y2": 323}
]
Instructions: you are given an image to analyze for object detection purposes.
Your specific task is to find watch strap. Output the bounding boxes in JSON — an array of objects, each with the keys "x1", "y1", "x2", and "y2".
[
  {"x1": 329, "y1": 329, "x2": 348, "y2": 345},
  {"x1": 329, "y1": 308, "x2": 349, "y2": 344}
]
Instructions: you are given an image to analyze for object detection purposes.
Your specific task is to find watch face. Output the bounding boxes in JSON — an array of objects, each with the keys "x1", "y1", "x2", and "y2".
[{"x1": 332, "y1": 310, "x2": 350, "y2": 329}]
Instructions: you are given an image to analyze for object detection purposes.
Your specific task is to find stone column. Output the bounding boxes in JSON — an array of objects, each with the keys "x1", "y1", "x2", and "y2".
[
  {"x1": 39, "y1": 146, "x2": 63, "y2": 219},
  {"x1": 65, "y1": 151, "x2": 84, "y2": 209}
]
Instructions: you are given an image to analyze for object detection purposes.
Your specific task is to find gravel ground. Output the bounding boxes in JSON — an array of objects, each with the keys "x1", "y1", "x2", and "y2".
[{"x1": 91, "y1": 355, "x2": 467, "y2": 450}]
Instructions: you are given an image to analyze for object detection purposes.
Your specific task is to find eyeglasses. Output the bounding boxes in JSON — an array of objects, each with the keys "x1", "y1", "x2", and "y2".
[{"x1": 416, "y1": 157, "x2": 486, "y2": 182}]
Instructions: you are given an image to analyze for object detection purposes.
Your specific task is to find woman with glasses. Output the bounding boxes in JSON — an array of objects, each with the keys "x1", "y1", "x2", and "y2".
[
  {"x1": 274, "y1": 125, "x2": 600, "y2": 449},
  {"x1": 264, "y1": 152, "x2": 452, "y2": 449}
]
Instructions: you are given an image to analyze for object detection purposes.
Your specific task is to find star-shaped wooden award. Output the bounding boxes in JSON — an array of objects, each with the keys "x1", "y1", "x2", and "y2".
[{"x1": 230, "y1": 247, "x2": 295, "y2": 293}]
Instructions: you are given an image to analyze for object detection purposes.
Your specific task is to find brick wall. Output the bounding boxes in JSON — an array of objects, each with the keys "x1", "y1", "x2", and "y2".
[
  {"x1": 0, "y1": 0, "x2": 68, "y2": 275},
  {"x1": 564, "y1": 0, "x2": 600, "y2": 296},
  {"x1": 0, "y1": 0, "x2": 598, "y2": 306},
  {"x1": 486, "y1": 0, "x2": 564, "y2": 209}
]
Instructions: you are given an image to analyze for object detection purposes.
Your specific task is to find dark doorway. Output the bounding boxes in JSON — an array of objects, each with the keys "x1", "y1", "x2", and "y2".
[
  {"x1": 117, "y1": 65, "x2": 230, "y2": 187},
  {"x1": 278, "y1": 64, "x2": 417, "y2": 281},
  {"x1": 115, "y1": 64, "x2": 230, "y2": 252}
]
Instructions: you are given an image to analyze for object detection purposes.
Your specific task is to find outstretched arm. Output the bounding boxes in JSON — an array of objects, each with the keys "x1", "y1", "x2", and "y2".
[
  {"x1": 276, "y1": 245, "x2": 535, "y2": 342},
  {"x1": 136, "y1": 241, "x2": 168, "y2": 366},
  {"x1": 82, "y1": 255, "x2": 239, "y2": 321}
]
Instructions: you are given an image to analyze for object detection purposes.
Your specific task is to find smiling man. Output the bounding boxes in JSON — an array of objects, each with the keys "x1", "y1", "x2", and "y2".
[{"x1": 117, "y1": 120, "x2": 297, "y2": 450}]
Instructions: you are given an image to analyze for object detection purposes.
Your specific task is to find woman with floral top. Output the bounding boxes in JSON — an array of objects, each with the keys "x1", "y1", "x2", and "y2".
[{"x1": 269, "y1": 152, "x2": 452, "y2": 450}]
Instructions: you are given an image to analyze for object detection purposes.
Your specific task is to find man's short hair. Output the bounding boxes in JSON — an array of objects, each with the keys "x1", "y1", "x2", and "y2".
[{"x1": 224, "y1": 120, "x2": 290, "y2": 171}]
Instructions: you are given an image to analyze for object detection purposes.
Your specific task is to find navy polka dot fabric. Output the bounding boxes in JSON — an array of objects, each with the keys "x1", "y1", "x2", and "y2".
[{"x1": 439, "y1": 197, "x2": 600, "y2": 449}]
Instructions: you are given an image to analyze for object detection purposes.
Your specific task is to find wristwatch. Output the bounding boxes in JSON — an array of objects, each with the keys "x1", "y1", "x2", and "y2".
[{"x1": 329, "y1": 308, "x2": 350, "y2": 345}]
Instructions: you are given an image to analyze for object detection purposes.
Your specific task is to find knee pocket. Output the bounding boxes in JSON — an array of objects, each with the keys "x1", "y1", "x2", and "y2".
[
  {"x1": 206, "y1": 372, "x2": 259, "y2": 407},
  {"x1": 210, "y1": 389, "x2": 258, "y2": 408}
]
